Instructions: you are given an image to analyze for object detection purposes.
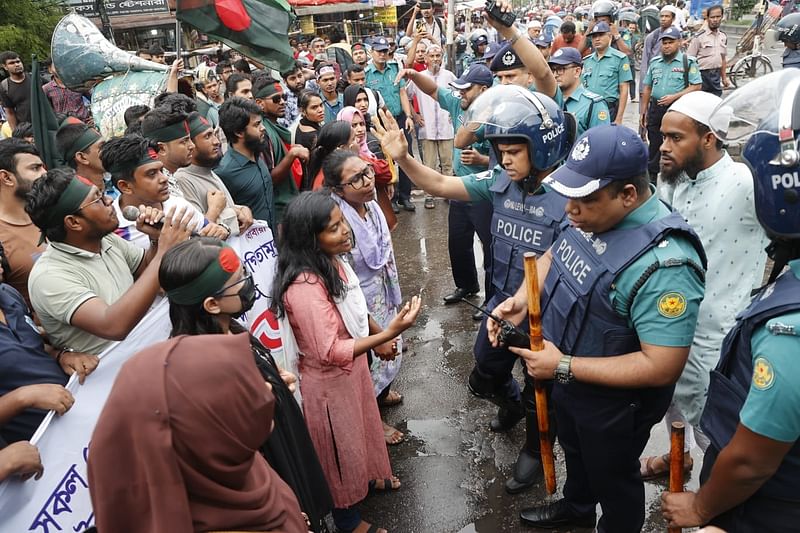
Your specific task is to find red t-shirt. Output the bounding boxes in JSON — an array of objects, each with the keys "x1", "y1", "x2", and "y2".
[{"x1": 551, "y1": 33, "x2": 587, "y2": 56}]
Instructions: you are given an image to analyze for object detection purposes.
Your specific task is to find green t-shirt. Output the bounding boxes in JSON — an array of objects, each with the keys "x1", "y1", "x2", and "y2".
[
  {"x1": 740, "y1": 261, "x2": 800, "y2": 442},
  {"x1": 609, "y1": 188, "x2": 706, "y2": 347}
]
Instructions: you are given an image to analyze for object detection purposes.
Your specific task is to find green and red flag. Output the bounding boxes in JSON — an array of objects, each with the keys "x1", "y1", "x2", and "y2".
[
  {"x1": 177, "y1": 0, "x2": 296, "y2": 72},
  {"x1": 30, "y1": 57, "x2": 63, "y2": 170}
]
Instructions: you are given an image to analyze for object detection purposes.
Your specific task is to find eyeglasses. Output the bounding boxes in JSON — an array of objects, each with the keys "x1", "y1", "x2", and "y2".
[
  {"x1": 551, "y1": 66, "x2": 578, "y2": 75},
  {"x1": 215, "y1": 273, "x2": 253, "y2": 296},
  {"x1": 271, "y1": 94, "x2": 287, "y2": 103},
  {"x1": 341, "y1": 165, "x2": 375, "y2": 190},
  {"x1": 72, "y1": 193, "x2": 109, "y2": 215}
]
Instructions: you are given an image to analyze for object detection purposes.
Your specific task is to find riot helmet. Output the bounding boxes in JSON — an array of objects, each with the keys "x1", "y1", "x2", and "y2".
[
  {"x1": 776, "y1": 13, "x2": 800, "y2": 44},
  {"x1": 469, "y1": 29, "x2": 489, "y2": 54},
  {"x1": 590, "y1": 0, "x2": 618, "y2": 21},
  {"x1": 463, "y1": 85, "x2": 575, "y2": 174}
]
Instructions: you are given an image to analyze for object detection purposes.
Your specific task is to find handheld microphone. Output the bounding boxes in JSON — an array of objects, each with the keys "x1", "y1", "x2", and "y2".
[{"x1": 121, "y1": 205, "x2": 163, "y2": 229}]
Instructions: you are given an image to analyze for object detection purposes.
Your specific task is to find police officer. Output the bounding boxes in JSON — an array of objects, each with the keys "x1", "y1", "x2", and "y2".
[
  {"x1": 461, "y1": 29, "x2": 489, "y2": 75},
  {"x1": 549, "y1": 47, "x2": 610, "y2": 136},
  {"x1": 373, "y1": 84, "x2": 572, "y2": 495},
  {"x1": 581, "y1": 21, "x2": 633, "y2": 123},
  {"x1": 776, "y1": 12, "x2": 800, "y2": 69},
  {"x1": 491, "y1": 124, "x2": 706, "y2": 531},
  {"x1": 641, "y1": 27, "x2": 701, "y2": 179},
  {"x1": 661, "y1": 70, "x2": 800, "y2": 532},
  {"x1": 579, "y1": 0, "x2": 633, "y2": 56}
]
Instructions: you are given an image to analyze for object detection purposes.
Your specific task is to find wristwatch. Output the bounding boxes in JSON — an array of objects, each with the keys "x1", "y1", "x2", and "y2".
[{"x1": 554, "y1": 355, "x2": 574, "y2": 384}]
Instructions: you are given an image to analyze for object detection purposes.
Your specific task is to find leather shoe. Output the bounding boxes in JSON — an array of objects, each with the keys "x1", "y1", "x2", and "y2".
[
  {"x1": 472, "y1": 308, "x2": 484, "y2": 321},
  {"x1": 489, "y1": 403, "x2": 524, "y2": 433},
  {"x1": 398, "y1": 198, "x2": 416, "y2": 211},
  {"x1": 505, "y1": 450, "x2": 542, "y2": 494},
  {"x1": 443, "y1": 287, "x2": 479, "y2": 304},
  {"x1": 520, "y1": 499, "x2": 596, "y2": 529},
  {"x1": 391, "y1": 201, "x2": 400, "y2": 214}
]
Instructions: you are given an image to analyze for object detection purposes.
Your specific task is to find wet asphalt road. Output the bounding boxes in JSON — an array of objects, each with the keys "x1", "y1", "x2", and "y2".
[{"x1": 358, "y1": 201, "x2": 702, "y2": 533}]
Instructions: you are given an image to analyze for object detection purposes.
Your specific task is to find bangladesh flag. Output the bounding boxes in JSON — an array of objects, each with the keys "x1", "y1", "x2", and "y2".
[
  {"x1": 177, "y1": 0, "x2": 296, "y2": 72},
  {"x1": 30, "y1": 57, "x2": 63, "y2": 170}
]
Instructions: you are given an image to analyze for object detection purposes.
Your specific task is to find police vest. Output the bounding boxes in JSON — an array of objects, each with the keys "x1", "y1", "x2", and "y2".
[
  {"x1": 541, "y1": 208, "x2": 705, "y2": 357},
  {"x1": 489, "y1": 173, "x2": 568, "y2": 298},
  {"x1": 700, "y1": 270, "x2": 800, "y2": 502}
]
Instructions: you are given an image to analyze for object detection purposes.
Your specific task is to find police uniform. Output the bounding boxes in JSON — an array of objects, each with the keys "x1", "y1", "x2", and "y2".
[
  {"x1": 643, "y1": 44, "x2": 701, "y2": 177},
  {"x1": 619, "y1": 28, "x2": 639, "y2": 97},
  {"x1": 525, "y1": 126, "x2": 706, "y2": 532},
  {"x1": 699, "y1": 261, "x2": 800, "y2": 531},
  {"x1": 548, "y1": 47, "x2": 611, "y2": 136},
  {"x1": 581, "y1": 45, "x2": 632, "y2": 121}
]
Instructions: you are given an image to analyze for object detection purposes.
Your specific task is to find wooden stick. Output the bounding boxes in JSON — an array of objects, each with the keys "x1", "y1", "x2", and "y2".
[
  {"x1": 668, "y1": 422, "x2": 686, "y2": 533},
  {"x1": 523, "y1": 252, "x2": 556, "y2": 495}
]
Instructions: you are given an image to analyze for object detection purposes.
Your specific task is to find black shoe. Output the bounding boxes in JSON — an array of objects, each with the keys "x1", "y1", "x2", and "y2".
[
  {"x1": 398, "y1": 198, "x2": 416, "y2": 211},
  {"x1": 391, "y1": 201, "x2": 401, "y2": 214},
  {"x1": 489, "y1": 402, "x2": 524, "y2": 433},
  {"x1": 505, "y1": 450, "x2": 542, "y2": 494},
  {"x1": 443, "y1": 287, "x2": 479, "y2": 304},
  {"x1": 520, "y1": 499, "x2": 596, "y2": 529},
  {"x1": 472, "y1": 308, "x2": 484, "y2": 321}
]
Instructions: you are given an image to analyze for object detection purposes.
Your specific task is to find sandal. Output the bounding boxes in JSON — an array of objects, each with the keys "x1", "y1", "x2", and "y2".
[
  {"x1": 369, "y1": 475, "x2": 401, "y2": 493},
  {"x1": 424, "y1": 196, "x2": 436, "y2": 209},
  {"x1": 379, "y1": 390, "x2": 403, "y2": 407},
  {"x1": 640, "y1": 452, "x2": 693, "y2": 481},
  {"x1": 352, "y1": 521, "x2": 387, "y2": 533},
  {"x1": 383, "y1": 422, "x2": 404, "y2": 445}
]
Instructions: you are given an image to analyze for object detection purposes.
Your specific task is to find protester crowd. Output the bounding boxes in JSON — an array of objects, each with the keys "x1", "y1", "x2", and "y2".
[{"x1": 0, "y1": 0, "x2": 798, "y2": 531}]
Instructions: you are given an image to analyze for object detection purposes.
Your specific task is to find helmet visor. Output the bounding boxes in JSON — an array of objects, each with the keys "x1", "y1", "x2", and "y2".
[
  {"x1": 710, "y1": 69, "x2": 800, "y2": 141},
  {"x1": 462, "y1": 85, "x2": 551, "y2": 132}
]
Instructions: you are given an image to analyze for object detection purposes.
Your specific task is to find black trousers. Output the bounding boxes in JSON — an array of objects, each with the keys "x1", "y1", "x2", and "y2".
[
  {"x1": 646, "y1": 101, "x2": 670, "y2": 179},
  {"x1": 555, "y1": 382, "x2": 673, "y2": 533},
  {"x1": 392, "y1": 112, "x2": 413, "y2": 202},
  {"x1": 447, "y1": 200, "x2": 494, "y2": 299},
  {"x1": 607, "y1": 99, "x2": 620, "y2": 122},
  {"x1": 700, "y1": 68, "x2": 723, "y2": 97}
]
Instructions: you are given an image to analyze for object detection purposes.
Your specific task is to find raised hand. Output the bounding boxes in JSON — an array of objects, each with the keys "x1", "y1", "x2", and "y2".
[{"x1": 372, "y1": 109, "x2": 410, "y2": 163}]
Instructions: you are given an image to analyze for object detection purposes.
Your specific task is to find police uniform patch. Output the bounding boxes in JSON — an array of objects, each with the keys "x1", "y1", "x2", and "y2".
[
  {"x1": 657, "y1": 292, "x2": 687, "y2": 318},
  {"x1": 571, "y1": 137, "x2": 590, "y2": 161},
  {"x1": 690, "y1": 66, "x2": 698, "y2": 73},
  {"x1": 623, "y1": 63, "x2": 630, "y2": 70},
  {"x1": 598, "y1": 110, "x2": 608, "y2": 121},
  {"x1": 752, "y1": 356, "x2": 775, "y2": 390}
]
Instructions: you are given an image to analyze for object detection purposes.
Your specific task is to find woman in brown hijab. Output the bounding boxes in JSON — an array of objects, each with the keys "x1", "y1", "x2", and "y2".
[{"x1": 87, "y1": 332, "x2": 308, "y2": 533}]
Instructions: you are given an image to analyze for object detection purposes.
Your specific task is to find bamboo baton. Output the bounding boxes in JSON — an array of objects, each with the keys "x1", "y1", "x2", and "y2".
[
  {"x1": 668, "y1": 422, "x2": 686, "y2": 533},
  {"x1": 523, "y1": 251, "x2": 556, "y2": 495}
]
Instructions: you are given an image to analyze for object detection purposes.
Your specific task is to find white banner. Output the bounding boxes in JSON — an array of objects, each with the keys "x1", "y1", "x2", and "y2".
[{"x1": 0, "y1": 224, "x2": 282, "y2": 533}]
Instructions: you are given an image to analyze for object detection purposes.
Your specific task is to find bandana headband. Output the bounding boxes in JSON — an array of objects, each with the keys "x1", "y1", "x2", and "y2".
[
  {"x1": 166, "y1": 245, "x2": 241, "y2": 305},
  {"x1": 37, "y1": 175, "x2": 94, "y2": 244},
  {"x1": 316, "y1": 66, "x2": 335, "y2": 79},
  {"x1": 254, "y1": 82, "x2": 283, "y2": 100},
  {"x1": 189, "y1": 114, "x2": 212, "y2": 138},
  {"x1": 106, "y1": 147, "x2": 160, "y2": 175},
  {"x1": 62, "y1": 128, "x2": 102, "y2": 164},
  {"x1": 144, "y1": 120, "x2": 191, "y2": 142}
]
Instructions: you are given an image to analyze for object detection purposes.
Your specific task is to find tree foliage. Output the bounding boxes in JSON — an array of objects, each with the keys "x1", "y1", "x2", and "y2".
[{"x1": 0, "y1": 0, "x2": 65, "y2": 65}]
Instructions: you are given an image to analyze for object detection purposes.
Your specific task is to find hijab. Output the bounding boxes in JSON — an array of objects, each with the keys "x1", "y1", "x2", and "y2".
[
  {"x1": 88, "y1": 333, "x2": 307, "y2": 533},
  {"x1": 337, "y1": 105, "x2": 373, "y2": 159}
]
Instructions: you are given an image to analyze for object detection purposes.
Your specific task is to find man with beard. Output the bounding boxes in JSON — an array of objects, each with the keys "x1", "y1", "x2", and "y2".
[
  {"x1": 55, "y1": 119, "x2": 114, "y2": 197},
  {"x1": 226, "y1": 73, "x2": 253, "y2": 100},
  {"x1": 0, "y1": 52, "x2": 31, "y2": 130},
  {"x1": 252, "y1": 76, "x2": 308, "y2": 224},
  {"x1": 351, "y1": 42, "x2": 369, "y2": 67},
  {"x1": 316, "y1": 63, "x2": 343, "y2": 124},
  {"x1": 26, "y1": 168, "x2": 193, "y2": 356},
  {"x1": 279, "y1": 62, "x2": 306, "y2": 128},
  {"x1": 103, "y1": 135, "x2": 229, "y2": 249},
  {"x1": 0, "y1": 139, "x2": 46, "y2": 306},
  {"x1": 686, "y1": 5, "x2": 730, "y2": 96},
  {"x1": 141, "y1": 107, "x2": 195, "y2": 197},
  {"x1": 637, "y1": 91, "x2": 769, "y2": 481},
  {"x1": 216, "y1": 97, "x2": 275, "y2": 229},
  {"x1": 174, "y1": 112, "x2": 253, "y2": 235}
]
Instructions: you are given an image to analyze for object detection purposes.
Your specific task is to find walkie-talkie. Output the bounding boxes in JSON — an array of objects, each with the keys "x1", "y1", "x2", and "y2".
[
  {"x1": 485, "y1": 0, "x2": 517, "y2": 27},
  {"x1": 459, "y1": 298, "x2": 529, "y2": 348}
]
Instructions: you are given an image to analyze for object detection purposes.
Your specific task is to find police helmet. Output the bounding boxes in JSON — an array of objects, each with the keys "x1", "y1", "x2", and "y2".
[
  {"x1": 462, "y1": 85, "x2": 575, "y2": 172},
  {"x1": 590, "y1": 0, "x2": 618, "y2": 21},
  {"x1": 776, "y1": 13, "x2": 800, "y2": 44},
  {"x1": 469, "y1": 29, "x2": 489, "y2": 53},
  {"x1": 618, "y1": 10, "x2": 639, "y2": 24},
  {"x1": 709, "y1": 70, "x2": 800, "y2": 241}
]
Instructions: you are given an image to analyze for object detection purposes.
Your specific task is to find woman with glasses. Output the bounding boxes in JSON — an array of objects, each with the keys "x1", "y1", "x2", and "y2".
[
  {"x1": 274, "y1": 191, "x2": 421, "y2": 533},
  {"x1": 323, "y1": 148, "x2": 407, "y2": 446},
  {"x1": 155, "y1": 237, "x2": 333, "y2": 532}
]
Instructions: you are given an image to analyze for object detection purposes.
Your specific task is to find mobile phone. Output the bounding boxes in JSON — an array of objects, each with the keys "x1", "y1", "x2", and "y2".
[
  {"x1": 415, "y1": 19, "x2": 425, "y2": 33},
  {"x1": 485, "y1": 0, "x2": 517, "y2": 27}
]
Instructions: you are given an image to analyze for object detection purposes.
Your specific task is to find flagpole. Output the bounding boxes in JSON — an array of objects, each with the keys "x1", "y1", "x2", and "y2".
[{"x1": 175, "y1": 15, "x2": 182, "y2": 63}]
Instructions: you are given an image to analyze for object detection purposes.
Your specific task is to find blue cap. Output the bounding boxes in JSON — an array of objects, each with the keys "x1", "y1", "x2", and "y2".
[
  {"x1": 587, "y1": 21, "x2": 611, "y2": 35},
  {"x1": 450, "y1": 64, "x2": 494, "y2": 89},
  {"x1": 659, "y1": 26, "x2": 682, "y2": 40},
  {"x1": 372, "y1": 36, "x2": 390, "y2": 51},
  {"x1": 534, "y1": 35, "x2": 552, "y2": 47},
  {"x1": 548, "y1": 47, "x2": 583, "y2": 65},
  {"x1": 489, "y1": 43, "x2": 524, "y2": 72},
  {"x1": 543, "y1": 125, "x2": 648, "y2": 198},
  {"x1": 482, "y1": 41, "x2": 503, "y2": 61}
]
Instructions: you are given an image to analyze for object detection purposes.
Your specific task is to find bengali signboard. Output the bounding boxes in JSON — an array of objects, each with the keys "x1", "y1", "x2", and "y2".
[{"x1": 66, "y1": 0, "x2": 170, "y2": 18}]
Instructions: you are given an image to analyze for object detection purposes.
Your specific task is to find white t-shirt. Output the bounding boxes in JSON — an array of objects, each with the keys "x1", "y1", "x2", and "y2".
[{"x1": 113, "y1": 195, "x2": 207, "y2": 249}]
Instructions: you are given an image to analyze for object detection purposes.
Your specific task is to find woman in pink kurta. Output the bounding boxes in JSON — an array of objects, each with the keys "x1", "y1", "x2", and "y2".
[{"x1": 274, "y1": 191, "x2": 421, "y2": 533}]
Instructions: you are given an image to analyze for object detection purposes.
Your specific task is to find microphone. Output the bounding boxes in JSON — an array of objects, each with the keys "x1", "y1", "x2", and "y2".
[{"x1": 121, "y1": 205, "x2": 163, "y2": 229}]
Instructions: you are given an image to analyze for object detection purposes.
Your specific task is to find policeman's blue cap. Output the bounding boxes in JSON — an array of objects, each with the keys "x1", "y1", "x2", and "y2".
[
  {"x1": 544, "y1": 124, "x2": 648, "y2": 198},
  {"x1": 372, "y1": 36, "x2": 390, "y2": 51},
  {"x1": 482, "y1": 41, "x2": 503, "y2": 61},
  {"x1": 451, "y1": 64, "x2": 494, "y2": 89},
  {"x1": 489, "y1": 43, "x2": 524, "y2": 72},
  {"x1": 659, "y1": 26, "x2": 683, "y2": 40},
  {"x1": 548, "y1": 47, "x2": 583, "y2": 65},
  {"x1": 587, "y1": 21, "x2": 612, "y2": 35},
  {"x1": 534, "y1": 35, "x2": 553, "y2": 47}
]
